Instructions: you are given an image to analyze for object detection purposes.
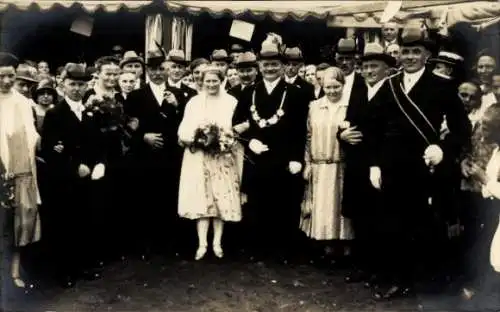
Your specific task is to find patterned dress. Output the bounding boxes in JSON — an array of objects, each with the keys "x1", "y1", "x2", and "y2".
[
  {"x1": 178, "y1": 92, "x2": 243, "y2": 222},
  {"x1": 300, "y1": 96, "x2": 354, "y2": 241}
]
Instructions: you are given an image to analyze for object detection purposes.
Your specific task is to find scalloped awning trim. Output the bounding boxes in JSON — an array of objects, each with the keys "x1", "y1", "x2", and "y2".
[{"x1": 0, "y1": 1, "x2": 152, "y2": 13}]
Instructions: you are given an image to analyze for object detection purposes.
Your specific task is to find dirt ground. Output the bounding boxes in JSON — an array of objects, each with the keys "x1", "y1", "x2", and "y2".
[{"x1": 2, "y1": 253, "x2": 500, "y2": 312}]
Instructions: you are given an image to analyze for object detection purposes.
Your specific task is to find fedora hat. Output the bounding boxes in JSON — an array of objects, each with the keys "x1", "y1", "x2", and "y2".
[
  {"x1": 0, "y1": 52, "x2": 19, "y2": 68},
  {"x1": 336, "y1": 38, "x2": 357, "y2": 55},
  {"x1": 284, "y1": 47, "x2": 304, "y2": 62},
  {"x1": 210, "y1": 49, "x2": 232, "y2": 63},
  {"x1": 400, "y1": 25, "x2": 434, "y2": 50},
  {"x1": 361, "y1": 42, "x2": 397, "y2": 67},
  {"x1": 429, "y1": 50, "x2": 464, "y2": 66},
  {"x1": 63, "y1": 63, "x2": 91, "y2": 81},
  {"x1": 167, "y1": 49, "x2": 188, "y2": 66},
  {"x1": 119, "y1": 51, "x2": 144, "y2": 68},
  {"x1": 235, "y1": 52, "x2": 257, "y2": 68},
  {"x1": 16, "y1": 64, "x2": 39, "y2": 83},
  {"x1": 31, "y1": 78, "x2": 57, "y2": 100},
  {"x1": 259, "y1": 40, "x2": 283, "y2": 61},
  {"x1": 145, "y1": 49, "x2": 166, "y2": 67},
  {"x1": 230, "y1": 44, "x2": 245, "y2": 53}
]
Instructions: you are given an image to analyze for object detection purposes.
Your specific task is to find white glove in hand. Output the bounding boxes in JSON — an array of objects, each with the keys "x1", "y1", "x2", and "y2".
[
  {"x1": 249, "y1": 139, "x2": 269, "y2": 155},
  {"x1": 91, "y1": 163, "x2": 105, "y2": 180},
  {"x1": 288, "y1": 161, "x2": 302, "y2": 175},
  {"x1": 423, "y1": 144, "x2": 443, "y2": 167},
  {"x1": 78, "y1": 164, "x2": 91, "y2": 178},
  {"x1": 370, "y1": 166, "x2": 382, "y2": 190}
]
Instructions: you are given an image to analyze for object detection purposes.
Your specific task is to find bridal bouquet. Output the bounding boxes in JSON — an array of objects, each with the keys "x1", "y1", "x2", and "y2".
[
  {"x1": 190, "y1": 123, "x2": 238, "y2": 156},
  {"x1": 84, "y1": 94, "x2": 126, "y2": 133}
]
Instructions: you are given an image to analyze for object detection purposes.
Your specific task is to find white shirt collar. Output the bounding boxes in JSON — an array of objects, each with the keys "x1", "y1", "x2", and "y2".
[
  {"x1": 168, "y1": 78, "x2": 182, "y2": 89},
  {"x1": 263, "y1": 78, "x2": 281, "y2": 94},
  {"x1": 342, "y1": 71, "x2": 355, "y2": 101},
  {"x1": 403, "y1": 67, "x2": 425, "y2": 92},
  {"x1": 367, "y1": 79, "x2": 386, "y2": 101},
  {"x1": 65, "y1": 96, "x2": 84, "y2": 119}
]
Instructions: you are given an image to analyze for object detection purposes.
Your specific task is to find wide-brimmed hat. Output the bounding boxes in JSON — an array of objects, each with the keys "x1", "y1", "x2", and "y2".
[
  {"x1": 429, "y1": 50, "x2": 464, "y2": 66},
  {"x1": 400, "y1": 25, "x2": 435, "y2": 51},
  {"x1": 0, "y1": 52, "x2": 19, "y2": 68},
  {"x1": 361, "y1": 42, "x2": 397, "y2": 67},
  {"x1": 283, "y1": 47, "x2": 304, "y2": 62},
  {"x1": 145, "y1": 49, "x2": 166, "y2": 67},
  {"x1": 235, "y1": 52, "x2": 257, "y2": 68},
  {"x1": 259, "y1": 41, "x2": 284, "y2": 61},
  {"x1": 210, "y1": 49, "x2": 232, "y2": 63},
  {"x1": 119, "y1": 51, "x2": 144, "y2": 68},
  {"x1": 16, "y1": 64, "x2": 39, "y2": 83},
  {"x1": 167, "y1": 49, "x2": 188, "y2": 66},
  {"x1": 63, "y1": 63, "x2": 91, "y2": 81},
  {"x1": 31, "y1": 78, "x2": 57, "y2": 100},
  {"x1": 336, "y1": 38, "x2": 357, "y2": 55}
]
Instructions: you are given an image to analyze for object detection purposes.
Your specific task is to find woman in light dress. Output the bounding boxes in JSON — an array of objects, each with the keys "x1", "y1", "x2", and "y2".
[
  {"x1": 178, "y1": 66, "x2": 243, "y2": 260},
  {"x1": 0, "y1": 52, "x2": 41, "y2": 292},
  {"x1": 460, "y1": 104, "x2": 500, "y2": 305},
  {"x1": 300, "y1": 67, "x2": 353, "y2": 261}
]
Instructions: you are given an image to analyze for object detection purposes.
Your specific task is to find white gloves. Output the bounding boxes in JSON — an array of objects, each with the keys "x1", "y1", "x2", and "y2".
[
  {"x1": 370, "y1": 166, "x2": 382, "y2": 190},
  {"x1": 288, "y1": 161, "x2": 302, "y2": 175},
  {"x1": 249, "y1": 139, "x2": 269, "y2": 155},
  {"x1": 423, "y1": 144, "x2": 443, "y2": 167},
  {"x1": 91, "y1": 163, "x2": 106, "y2": 180}
]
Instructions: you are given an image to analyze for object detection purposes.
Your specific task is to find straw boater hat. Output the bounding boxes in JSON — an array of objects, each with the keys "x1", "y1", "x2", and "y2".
[
  {"x1": 400, "y1": 25, "x2": 434, "y2": 51},
  {"x1": 31, "y1": 78, "x2": 57, "y2": 100},
  {"x1": 361, "y1": 42, "x2": 397, "y2": 67},
  {"x1": 283, "y1": 47, "x2": 304, "y2": 62},
  {"x1": 16, "y1": 64, "x2": 39, "y2": 83},
  {"x1": 235, "y1": 52, "x2": 257, "y2": 68},
  {"x1": 119, "y1": 51, "x2": 144, "y2": 68},
  {"x1": 336, "y1": 38, "x2": 357, "y2": 55},
  {"x1": 210, "y1": 49, "x2": 232, "y2": 63},
  {"x1": 429, "y1": 50, "x2": 464, "y2": 67},
  {"x1": 63, "y1": 63, "x2": 91, "y2": 81},
  {"x1": 167, "y1": 49, "x2": 188, "y2": 66},
  {"x1": 0, "y1": 52, "x2": 19, "y2": 68}
]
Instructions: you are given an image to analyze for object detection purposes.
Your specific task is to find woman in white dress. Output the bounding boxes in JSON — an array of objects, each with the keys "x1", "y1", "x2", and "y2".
[
  {"x1": 0, "y1": 52, "x2": 41, "y2": 293},
  {"x1": 300, "y1": 67, "x2": 353, "y2": 260},
  {"x1": 178, "y1": 66, "x2": 242, "y2": 260}
]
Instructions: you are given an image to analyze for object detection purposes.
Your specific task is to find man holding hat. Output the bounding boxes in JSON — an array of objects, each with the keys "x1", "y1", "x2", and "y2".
[
  {"x1": 41, "y1": 63, "x2": 103, "y2": 288},
  {"x1": 120, "y1": 51, "x2": 145, "y2": 90},
  {"x1": 237, "y1": 39, "x2": 308, "y2": 262},
  {"x1": 367, "y1": 25, "x2": 470, "y2": 299},
  {"x1": 124, "y1": 48, "x2": 189, "y2": 259}
]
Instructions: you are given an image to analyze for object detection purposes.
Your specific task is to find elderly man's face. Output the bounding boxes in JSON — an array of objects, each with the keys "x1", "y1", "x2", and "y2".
[
  {"x1": 335, "y1": 53, "x2": 355, "y2": 76},
  {"x1": 362, "y1": 60, "x2": 388, "y2": 86},
  {"x1": 259, "y1": 60, "x2": 283, "y2": 82},
  {"x1": 237, "y1": 66, "x2": 258, "y2": 85},
  {"x1": 476, "y1": 56, "x2": 497, "y2": 84},
  {"x1": 382, "y1": 24, "x2": 398, "y2": 42},
  {"x1": 400, "y1": 45, "x2": 430, "y2": 73},
  {"x1": 147, "y1": 63, "x2": 167, "y2": 85}
]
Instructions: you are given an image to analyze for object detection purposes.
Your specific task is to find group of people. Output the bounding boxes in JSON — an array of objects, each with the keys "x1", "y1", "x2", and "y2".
[{"x1": 1, "y1": 20, "x2": 500, "y2": 304}]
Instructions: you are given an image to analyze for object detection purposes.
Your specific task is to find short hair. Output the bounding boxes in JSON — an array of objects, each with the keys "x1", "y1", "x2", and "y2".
[
  {"x1": 317, "y1": 63, "x2": 330, "y2": 72},
  {"x1": 305, "y1": 64, "x2": 317, "y2": 73},
  {"x1": 190, "y1": 58, "x2": 210, "y2": 72},
  {"x1": 119, "y1": 70, "x2": 136, "y2": 77},
  {"x1": 95, "y1": 56, "x2": 120, "y2": 71},
  {"x1": 323, "y1": 66, "x2": 345, "y2": 85}
]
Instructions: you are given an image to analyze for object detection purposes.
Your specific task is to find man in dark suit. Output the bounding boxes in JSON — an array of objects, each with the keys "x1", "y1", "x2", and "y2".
[
  {"x1": 283, "y1": 47, "x2": 315, "y2": 102},
  {"x1": 165, "y1": 49, "x2": 197, "y2": 113},
  {"x1": 124, "y1": 49, "x2": 193, "y2": 259},
  {"x1": 228, "y1": 51, "x2": 259, "y2": 101},
  {"x1": 238, "y1": 39, "x2": 308, "y2": 263},
  {"x1": 41, "y1": 63, "x2": 102, "y2": 288},
  {"x1": 340, "y1": 42, "x2": 396, "y2": 288},
  {"x1": 119, "y1": 51, "x2": 146, "y2": 90},
  {"x1": 368, "y1": 26, "x2": 470, "y2": 300}
]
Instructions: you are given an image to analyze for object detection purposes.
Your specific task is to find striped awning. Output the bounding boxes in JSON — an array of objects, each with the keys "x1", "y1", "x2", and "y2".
[
  {"x1": 165, "y1": 1, "x2": 362, "y2": 21},
  {"x1": 0, "y1": 1, "x2": 152, "y2": 12}
]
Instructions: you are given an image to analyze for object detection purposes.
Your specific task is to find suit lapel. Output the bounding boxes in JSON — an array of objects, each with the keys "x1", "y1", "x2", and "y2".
[{"x1": 61, "y1": 100, "x2": 82, "y2": 124}]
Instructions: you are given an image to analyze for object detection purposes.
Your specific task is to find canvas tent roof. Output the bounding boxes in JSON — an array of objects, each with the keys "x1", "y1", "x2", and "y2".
[{"x1": 0, "y1": 0, "x2": 151, "y2": 12}]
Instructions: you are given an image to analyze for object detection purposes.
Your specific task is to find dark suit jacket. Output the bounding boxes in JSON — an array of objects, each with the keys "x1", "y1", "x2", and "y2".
[
  {"x1": 165, "y1": 81, "x2": 197, "y2": 116},
  {"x1": 287, "y1": 76, "x2": 315, "y2": 103},
  {"x1": 41, "y1": 100, "x2": 97, "y2": 181},
  {"x1": 229, "y1": 83, "x2": 256, "y2": 126}
]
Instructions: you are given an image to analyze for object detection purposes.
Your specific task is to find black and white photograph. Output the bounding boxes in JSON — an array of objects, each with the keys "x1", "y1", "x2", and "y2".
[{"x1": 0, "y1": 0, "x2": 500, "y2": 311}]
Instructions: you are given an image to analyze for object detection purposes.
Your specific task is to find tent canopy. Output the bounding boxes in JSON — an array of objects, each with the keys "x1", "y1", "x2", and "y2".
[{"x1": 0, "y1": 0, "x2": 151, "y2": 12}]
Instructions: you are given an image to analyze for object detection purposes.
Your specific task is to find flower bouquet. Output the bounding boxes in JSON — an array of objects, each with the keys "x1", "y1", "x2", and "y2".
[{"x1": 190, "y1": 123, "x2": 238, "y2": 157}]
